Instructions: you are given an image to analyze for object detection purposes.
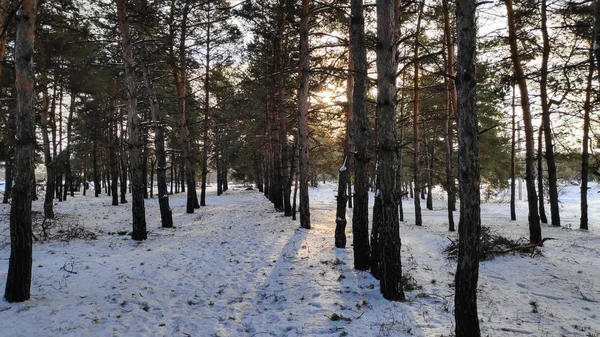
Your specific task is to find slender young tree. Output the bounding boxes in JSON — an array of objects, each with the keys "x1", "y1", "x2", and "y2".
[
  {"x1": 40, "y1": 71, "x2": 55, "y2": 219},
  {"x1": 297, "y1": 0, "x2": 311, "y2": 229},
  {"x1": 443, "y1": 0, "x2": 456, "y2": 231},
  {"x1": 412, "y1": 0, "x2": 425, "y2": 227},
  {"x1": 5, "y1": 0, "x2": 38, "y2": 303},
  {"x1": 581, "y1": 48, "x2": 593, "y2": 230},
  {"x1": 109, "y1": 80, "x2": 119, "y2": 206},
  {"x1": 116, "y1": 0, "x2": 147, "y2": 241},
  {"x1": 505, "y1": 0, "x2": 541, "y2": 243},
  {"x1": 454, "y1": 0, "x2": 481, "y2": 334},
  {"x1": 375, "y1": 0, "x2": 403, "y2": 301},
  {"x1": 351, "y1": 0, "x2": 370, "y2": 271},
  {"x1": 510, "y1": 83, "x2": 517, "y2": 220},
  {"x1": 540, "y1": 0, "x2": 559, "y2": 227},
  {"x1": 169, "y1": 0, "x2": 199, "y2": 213},
  {"x1": 537, "y1": 123, "x2": 548, "y2": 224}
]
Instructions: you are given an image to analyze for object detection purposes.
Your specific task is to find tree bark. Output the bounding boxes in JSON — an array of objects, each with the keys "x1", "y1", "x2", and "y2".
[
  {"x1": 412, "y1": 0, "x2": 425, "y2": 227},
  {"x1": 40, "y1": 72, "x2": 55, "y2": 219},
  {"x1": 443, "y1": 0, "x2": 456, "y2": 230},
  {"x1": 505, "y1": 0, "x2": 541, "y2": 243},
  {"x1": 116, "y1": 0, "x2": 147, "y2": 241},
  {"x1": 510, "y1": 83, "x2": 517, "y2": 220},
  {"x1": 454, "y1": 0, "x2": 481, "y2": 334},
  {"x1": 334, "y1": 157, "x2": 348, "y2": 248},
  {"x1": 297, "y1": 0, "x2": 311, "y2": 229},
  {"x1": 351, "y1": 0, "x2": 370, "y2": 271},
  {"x1": 540, "y1": 0, "x2": 559, "y2": 227},
  {"x1": 201, "y1": 3, "x2": 211, "y2": 207},
  {"x1": 108, "y1": 80, "x2": 119, "y2": 206},
  {"x1": 375, "y1": 0, "x2": 404, "y2": 302},
  {"x1": 138, "y1": 2, "x2": 172, "y2": 227},
  {"x1": 581, "y1": 49, "x2": 593, "y2": 230},
  {"x1": 537, "y1": 123, "x2": 548, "y2": 223},
  {"x1": 5, "y1": 0, "x2": 37, "y2": 303},
  {"x1": 170, "y1": 0, "x2": 198, "y2": 212}
]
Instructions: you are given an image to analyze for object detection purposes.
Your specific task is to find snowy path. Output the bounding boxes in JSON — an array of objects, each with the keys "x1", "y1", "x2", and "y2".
[{"x1": 1, "y1": 184, "x2": 599, "y2": 336}]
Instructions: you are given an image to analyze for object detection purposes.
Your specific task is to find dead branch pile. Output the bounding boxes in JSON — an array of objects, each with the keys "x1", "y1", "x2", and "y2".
[
  {"x1": 444, "y1": 226, "x2": 550, "y2": 261},
  {"x1": 32, "y1": 212, "x2": 97, "y2": 242}
]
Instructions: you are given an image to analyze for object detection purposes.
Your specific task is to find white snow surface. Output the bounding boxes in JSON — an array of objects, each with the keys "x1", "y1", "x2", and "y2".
[{"x1": 0, "y1": 183, "x2": 599, "y2": 336}]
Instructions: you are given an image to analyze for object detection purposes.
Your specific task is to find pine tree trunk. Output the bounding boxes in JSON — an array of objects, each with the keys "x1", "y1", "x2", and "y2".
[
  {"x1": 116, "y1": 0, "x2": 146, "y2": 241},
  {"x1": 201, "y1": 6, "x2": 211, "y2": 207},
  {"x1": 581, "y1": 49, "x2": 593, "y2": 230},
  {"x1": 510, "y1": 84, "x2": 517, "y2": 220},
  {"x1": 170, "y1": 1, "x2": 197, "y2": 212},
  {"x1": 540, "y1": 0, "x2": 559, "y2": 227},
  {"x1": 40, "y1": 72, "x2": 55, "y2": 219},
  {"x1": 537, "y1": 124, "x2": 548, "y2": 223},
  {"x1": 277, "y1": 4, "x2": 291, "y2": 216},
  {"x1": 426, "y1": 139, "x2": 434, "y2": 211},
  {"x1": 506, "y1": 0, "x2": 541, "y2": 243},
  {"x1": 335, "y1": 157, "x2": 348, "y2": 248},
  {"x1": 375, "y1": 0, "x2": 403, "y2": 301},
  {"x1": 443, "y1": 0, "x2": 456, "y2": 230},
  {"x1": 93, "y1": 133, "x2": 100, "y2": 197},
  {"x1": 412, "y1": 0, "x2": 425, "y2": 227},
  {"x1": 5, "y1": 0, "x2": 37, "y2": 302},
  {"x1": 108, "y1": 80, "x2": 119, "y2": 206},
  {"x1": 138, "y1": 9, "x2": 172, "y2": 227},
  {"x1": 454, "y1": 0, "x2": 481, "y2": 334},
  {"x1": 297, "y1": 0, "x2": 311, "y2": 229},
  {"x1": 0, "y1": 0, "x2": 10, "y2": 78},
  {"x1": 351, "y1": 0, "x2": 370, "y2": 271}
]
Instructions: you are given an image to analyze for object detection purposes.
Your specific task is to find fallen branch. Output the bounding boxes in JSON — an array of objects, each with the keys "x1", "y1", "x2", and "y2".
[{"x1": 492, "y1": 238, "x2": 557, "y2": 254}]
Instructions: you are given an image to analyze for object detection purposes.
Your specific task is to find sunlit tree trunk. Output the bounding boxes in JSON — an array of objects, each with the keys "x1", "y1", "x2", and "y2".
[
  {"x1": 5, "y1": 0, "x2": 37, "y2": 302},
  {"x1": 454, "y1": 0, "x2": 481, "y2": 334},
  {"x1": 297, "y1": 0, "x2": 311, "y2": 229},
  {"x1": 351, "y1": 0, "x2": 370, "y2": 270},
  {"x1": 505, "y1": 0, "x2": 541, "y2": 243},
  {"x1": 116, "y1": 0, "x2": 147, "y2": 241}
]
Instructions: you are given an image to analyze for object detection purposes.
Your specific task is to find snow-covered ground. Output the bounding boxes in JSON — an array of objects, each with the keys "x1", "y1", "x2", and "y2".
[{"x1": 0, "y1": 183, "x2": 599, "y2": 336}]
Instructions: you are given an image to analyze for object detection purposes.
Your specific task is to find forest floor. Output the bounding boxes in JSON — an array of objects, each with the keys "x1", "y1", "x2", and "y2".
[{"x1": 0, "y1": 182, "x2": 599, "y2": 337}]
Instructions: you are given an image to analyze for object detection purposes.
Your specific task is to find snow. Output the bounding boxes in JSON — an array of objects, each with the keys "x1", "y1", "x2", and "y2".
[{"x1": 0, "y1": 183, "x2": 599, "y2": 336}]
